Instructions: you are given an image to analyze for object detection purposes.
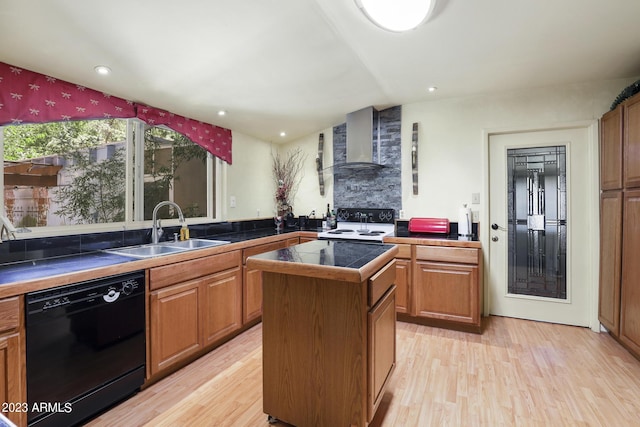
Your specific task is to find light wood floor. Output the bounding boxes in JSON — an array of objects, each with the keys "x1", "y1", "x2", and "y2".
[{"x1": 86, "y1": 317, "x2": 640, "y2": 426}]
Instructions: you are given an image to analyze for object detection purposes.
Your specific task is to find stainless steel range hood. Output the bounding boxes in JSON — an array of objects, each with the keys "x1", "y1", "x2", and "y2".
[{"x1": 335, "y1": 106, "x2": 385, "y2": 170}]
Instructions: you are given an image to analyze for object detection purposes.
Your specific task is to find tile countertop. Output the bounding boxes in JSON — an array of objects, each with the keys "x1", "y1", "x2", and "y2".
[
  {"x1": 0, "y1": 228, "x2": 312, "y2": 297},
  {"x1": 246, "y1": 240, "x2": 399, "y2": 283}
]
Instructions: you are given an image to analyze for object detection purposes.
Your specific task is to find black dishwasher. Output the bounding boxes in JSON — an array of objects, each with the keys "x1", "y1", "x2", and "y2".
[{"x1": 26, "y1": 270, "x2": 146, "y2": 427}]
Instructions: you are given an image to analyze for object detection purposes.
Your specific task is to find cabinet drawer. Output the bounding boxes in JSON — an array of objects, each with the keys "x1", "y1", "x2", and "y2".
[
  {"x1": 416, "y1": 246, "x2": 479, "y2": 264},
  {"x1": 396, "y1": 244, "x2": 411, "y2": 259},
  {"x1": 369, "y1": 260, "x2": 396, "y2": 307},
  {"x1": 243, "y1": 240, "x2": 290, "y2": 263},
  {"x1": 150, "y1": 250, "x2": 241, "y2": 290},
  {"x1": 0, "y1": 297, "x2": 19, "y2": 333}
]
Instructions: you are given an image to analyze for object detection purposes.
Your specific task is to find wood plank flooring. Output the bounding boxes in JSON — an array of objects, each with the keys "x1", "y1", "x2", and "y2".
[{"x1": 86, "y1": 316, "x2": 640, "y2": 426}]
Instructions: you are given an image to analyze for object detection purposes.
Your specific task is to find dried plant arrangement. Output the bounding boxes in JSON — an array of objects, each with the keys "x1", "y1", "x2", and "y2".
[{"x1": 272, "y1": 147, "x2": 306, "y2": 216}]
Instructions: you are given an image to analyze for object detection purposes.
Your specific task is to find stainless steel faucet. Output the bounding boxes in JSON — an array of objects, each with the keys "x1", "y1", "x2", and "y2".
[{"x1": 151, "y1": 201, "x2": 185, "y2": 244}]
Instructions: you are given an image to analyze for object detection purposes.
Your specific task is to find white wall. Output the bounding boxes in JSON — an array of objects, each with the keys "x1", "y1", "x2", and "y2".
[
  {"x1": 224, "y1": 77, "x2": 638, "y2": 223},
  {"x1": 280, "y1": 131, "x2": 334, "y2": 219},
  {"x1": 225, "y1": 131, "x2": 275, "y2": 220},
  {"x1": 283, "y1": 77, "x2": 637, "y2": 222},
  {"x1": 400, "y1": 78, "x2": 637, "y2": 221}
]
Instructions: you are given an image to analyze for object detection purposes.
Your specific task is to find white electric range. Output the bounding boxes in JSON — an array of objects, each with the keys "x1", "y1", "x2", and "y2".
[{"x1": 317, "y1": 208, "x2": 395, "y2": 243}]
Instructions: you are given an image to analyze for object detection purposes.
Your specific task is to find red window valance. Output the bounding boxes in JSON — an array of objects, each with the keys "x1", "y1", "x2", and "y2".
[
  {"x1": 137, "y1": 106, "x2": 232, "y2": 164},
  {"x1": 0, "y1": 62, "x2": 232, "y2": 164}
]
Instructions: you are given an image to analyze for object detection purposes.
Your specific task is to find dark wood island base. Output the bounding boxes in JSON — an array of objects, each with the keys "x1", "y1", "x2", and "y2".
[{"x1": 247, "y1": 240, "x2": 398, "y2": 427}]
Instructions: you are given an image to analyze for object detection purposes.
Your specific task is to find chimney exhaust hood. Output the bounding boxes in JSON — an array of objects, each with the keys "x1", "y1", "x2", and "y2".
[{"x1": 334, "y1": 106, "x2": 385, "y2": 171}]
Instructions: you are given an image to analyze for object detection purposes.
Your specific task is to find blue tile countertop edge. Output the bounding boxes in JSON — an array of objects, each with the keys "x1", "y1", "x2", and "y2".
[
  {"x1": 0, "y1": 252, "x2": 137, "y2": 285},
  {"x1": 0, "y1": 221, "x2": 321, "y2": 286}
]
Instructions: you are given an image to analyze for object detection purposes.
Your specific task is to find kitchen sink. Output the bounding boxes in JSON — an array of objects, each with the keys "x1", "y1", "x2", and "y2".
[
  {"x1": 105, "y1": 239, "x2": 230, "y2": 258},
  {"x1": 161, "y1": 239, "x2": 230, "y2": 249}
]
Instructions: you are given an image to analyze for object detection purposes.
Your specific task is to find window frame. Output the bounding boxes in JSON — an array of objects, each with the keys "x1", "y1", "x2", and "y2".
[{"x1": 0, "y1": 118, "x2": 221, "y2": 238}]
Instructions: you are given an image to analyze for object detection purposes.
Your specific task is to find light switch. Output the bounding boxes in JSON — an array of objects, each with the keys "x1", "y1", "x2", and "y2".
[
  {"x1": 472, "y1": 193, "x2": 480, "y2": 204},
  {"x1": 230, "y1": 196, "x2": 236, "y2": 208}
]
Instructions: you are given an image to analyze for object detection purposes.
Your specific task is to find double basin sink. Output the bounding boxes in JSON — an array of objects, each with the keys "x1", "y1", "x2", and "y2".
[{"x1": 105, "y1": 238, "x2": 230, "y2": 259}]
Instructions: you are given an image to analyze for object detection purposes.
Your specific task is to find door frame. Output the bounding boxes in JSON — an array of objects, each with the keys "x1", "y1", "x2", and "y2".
[{"x1": 481, "y1": 120, "x2": 600, "y2": 332}]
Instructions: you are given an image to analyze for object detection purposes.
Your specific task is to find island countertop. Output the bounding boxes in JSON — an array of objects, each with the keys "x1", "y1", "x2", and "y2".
[{"x1": 246, "y1": 239, "x2": 398, "y2": 283}]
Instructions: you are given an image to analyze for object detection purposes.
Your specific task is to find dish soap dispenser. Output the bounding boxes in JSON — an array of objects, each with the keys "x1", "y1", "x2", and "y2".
[{"x1": 180, "y1": 223, "x2": 190, "y2": 241}]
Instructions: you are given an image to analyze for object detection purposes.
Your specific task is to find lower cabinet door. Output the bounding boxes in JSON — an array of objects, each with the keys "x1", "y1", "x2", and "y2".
[
  {"x1": 414, "y1": 261, "x2": 479, "y2": 326},
  {"x1": 599, "y1": 191, "x2": 622, "y2": 336},
  {"x1": 394, "y1": 259, "x2": 411, "y2": 314},
  {"x1": 243, "y1": 266, "x2": 263, "y2": 324},
  {"x1": 150, "y1": 281, "x2": 202, "y2": 376},
  {"x1": 0, "y1": 333, "x2": 24, "y2": 427},
  {"x1": 621, "y1": 190, "x2": 640, "y2": 355},
  {"x1": 202, "y1": 268, "x2": 242, "y2": 346},
  {"x1": 368, "y1": 286, "x2": 396, "y2": 421}
]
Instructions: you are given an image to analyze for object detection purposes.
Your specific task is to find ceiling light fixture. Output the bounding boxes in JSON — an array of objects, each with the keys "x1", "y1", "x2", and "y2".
[
  {"x1": 94, "y1": 65, "x2": 111, "y2": 75},
  {"x1": 355, "y1": 0, "x2": 436, "y2": 32},
  {"x1": 218, "y1": 110, "x2": 227, "y2": 116},
  {"x1": 428, "y1": 86, "x2": 438, "y2": 92},
  {"x1": 280, "y1": 132, "x2": 287, "y2": 137}
]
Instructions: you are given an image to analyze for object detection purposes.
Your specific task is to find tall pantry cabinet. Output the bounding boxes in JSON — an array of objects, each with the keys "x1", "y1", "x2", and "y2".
[{"x1": 599, "y1": 92, "x2": 640, "y2": 357}]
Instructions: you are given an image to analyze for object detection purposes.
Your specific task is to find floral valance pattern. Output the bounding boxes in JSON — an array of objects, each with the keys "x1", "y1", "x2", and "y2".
[
  {"x1": 0, "y1": 62, "x2": 135, "y2": 123},
  {"x1": 0, "y1": 62, "x2": 232, "y2": 164},
  {"x1": 137, "y1": 106, "x2": 232, "y2": 163}
]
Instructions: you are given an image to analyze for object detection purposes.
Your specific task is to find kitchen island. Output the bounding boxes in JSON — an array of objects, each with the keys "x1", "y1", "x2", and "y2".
[{"x1": 246, "y1": 240, "x2": 398, "y2": 427}]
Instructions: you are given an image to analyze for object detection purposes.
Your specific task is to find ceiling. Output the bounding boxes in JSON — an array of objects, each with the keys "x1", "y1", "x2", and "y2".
[{"x1": 2, "y1": 0, "x2": 640, "y2": 143}]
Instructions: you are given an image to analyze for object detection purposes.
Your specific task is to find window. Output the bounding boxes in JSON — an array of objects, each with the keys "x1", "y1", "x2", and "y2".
[
  {"x1": 141, "y1": 125, "x2": 214, "y2": 220},
  {"x1": 1, "y1": 119, "x2": 218, "y2": 232},
  {"x1": 2, "y1": 119, "x2": 127, "y2": 227}
]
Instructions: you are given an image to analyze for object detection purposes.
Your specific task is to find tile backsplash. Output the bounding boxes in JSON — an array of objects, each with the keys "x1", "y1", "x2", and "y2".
[{"x1": 333, "y1": 106, "x2": 402, "y2": 214}]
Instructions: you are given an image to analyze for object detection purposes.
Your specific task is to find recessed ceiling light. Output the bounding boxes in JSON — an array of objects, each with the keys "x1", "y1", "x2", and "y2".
[
  {"x1": 218, "y1": 110, "x2": 227, "y2": 116},
  {"x1": 94, "y1": 65, "x2": 111, "y2": 75},
  {"x1": 280, "y1": 132, "x2": 286, "y2": 137},
  {"x1": 427, "y1": 86, "x2": 438, "y2": 92}
]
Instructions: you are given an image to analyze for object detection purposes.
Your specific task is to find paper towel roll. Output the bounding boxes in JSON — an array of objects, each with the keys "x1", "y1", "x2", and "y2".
[{"x1": 458, "y1": 205, "x2": 472, "y2": 236}]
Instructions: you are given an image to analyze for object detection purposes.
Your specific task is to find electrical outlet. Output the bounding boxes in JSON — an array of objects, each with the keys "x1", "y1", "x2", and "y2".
[
  {"x1": 472, "y1": 210, "x2": 479, "y2": 222},
  {"x1": 399, "y1": 210, "x2": 405, "y2": 219},
  {"x1": 472, "y1": 193, "x2": 480, "y2": 204},
  {"x1": 230, "y1": 195, "x2": 236, "y2": 208}
]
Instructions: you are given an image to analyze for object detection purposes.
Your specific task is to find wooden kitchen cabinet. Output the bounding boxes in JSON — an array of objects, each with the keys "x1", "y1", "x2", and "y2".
[
  {"x1": 415, "y1": 261, "x2": 479, "y2": 325},
  {"x1": 150, "y1": 280, "x2": 202, "y2": 376},
  {"x1": 412, "y1": 245, "x2": 482, "y2": 332},
  {"x1": 394, "y1": 244, "x2": 412, "y2": 314},
  {"x1": 255, "y1": 245, "x2": 398, "y2": 427},
  {"x1": 242, "y1": 237, "x2": 299, "y2": 324},
  {"x1": 202, "y1": 267, "x2": 243, "y2": 347},
  {"x1": 368, "y1": 286, "x2": 396, "y2": 419},
  {"x1": 624, "y1": 95, "x2": 640, "y2": 188},
  {"x1": 598, "y1": 92, "x2": 640, "y2": 362},
  {"x1": 600, "y1": 106, "x2": 623, "y2": 190},
  {"x1": 598, "y1": 191, "x2": 623, "y2": 336},
  {"x1": 620, "y1": 190, "x2": 640, "y2": 355},
  {"x1": 149, "y1": 250, "x2": 242, "y2": 377},
  {"x1": 0, "y1": 296, "x2": 25, "y2": 427}
]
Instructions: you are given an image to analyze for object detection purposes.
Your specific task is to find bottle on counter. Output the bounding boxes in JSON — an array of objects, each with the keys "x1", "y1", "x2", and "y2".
[
  {"x1": 324, "y1": 204, "x2": 332, "y2": 230},
  {"x1": 330, "y1": 209, "x2": 337, "y2": 229}
]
